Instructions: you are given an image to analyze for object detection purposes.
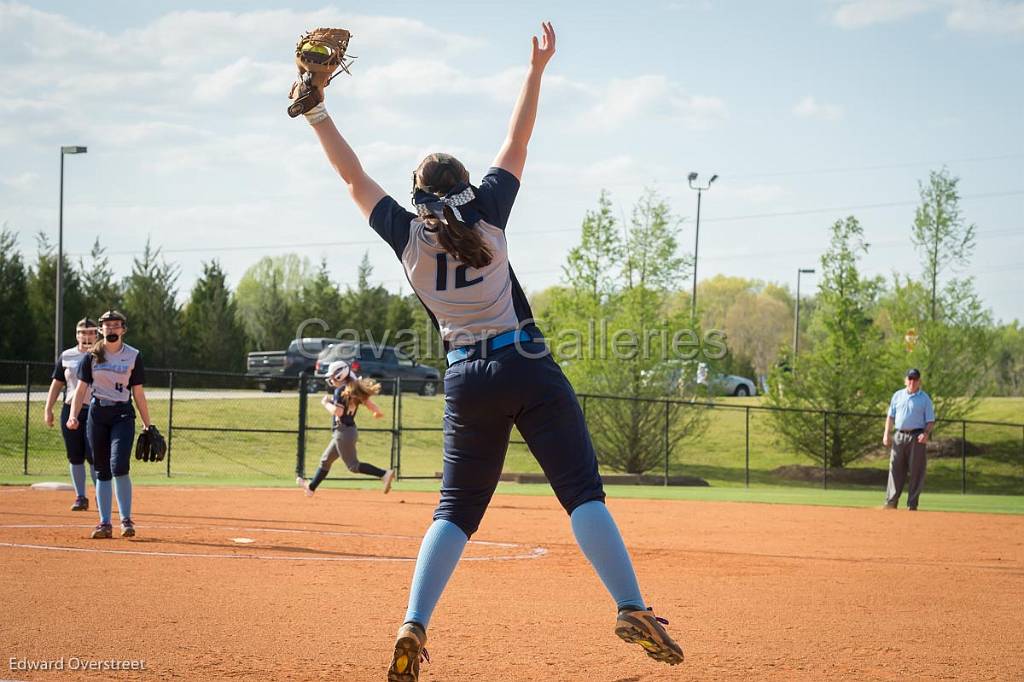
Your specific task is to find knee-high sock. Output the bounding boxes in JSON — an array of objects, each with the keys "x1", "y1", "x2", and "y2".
[
  {"x1": 357, "y1": 462, "x2": 387, "y2": 478},
  {"x1": 403, "y1": 519, "x2": 468, "y2": 629},
  {"x1": 570, "y1": 500, "x2": 645, "y2": 611},
  {"x1": 96, "y1": 479, "x2": 113, "y2": 525},
  {"x1": 113, "y1": 475, "x2": 132, "y2": 521},
  {"x1": 70, "y1": 464, "x2": 87, "y2": 498},
  {"x1": 309, "y1": 466, "x2": 329, "y2": 490}
]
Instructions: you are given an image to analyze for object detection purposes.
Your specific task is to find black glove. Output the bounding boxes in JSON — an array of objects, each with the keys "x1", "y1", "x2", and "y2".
[{"x1": 135, "y1": 425, "x2": 167, "y2": 462}]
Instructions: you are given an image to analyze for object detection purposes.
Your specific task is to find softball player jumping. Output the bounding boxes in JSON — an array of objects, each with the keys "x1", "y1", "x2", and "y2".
[
  {"x1": 296, "y1": 360, "x2": 395, "y2": 495},
  {"x1": 67, "y1": 311, "x2": 154, "y2": 539},
  {"x1": 299, "y1": 22, "x2": 683, "y2": 680},
  {"x1": 43, "y1": 317, "x2": 99, "y2": 510}
]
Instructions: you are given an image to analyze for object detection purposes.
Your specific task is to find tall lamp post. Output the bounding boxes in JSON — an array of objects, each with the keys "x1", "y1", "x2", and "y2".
[
  {"x1": 793, "y1": 267, "x2": 815, "y2": 358},
  {"x1": 687, "y1": 171, "x2": 717, "y2": 320},
  {"x1": 56, "y1": 145, "x2": 88, "y2": 361}
]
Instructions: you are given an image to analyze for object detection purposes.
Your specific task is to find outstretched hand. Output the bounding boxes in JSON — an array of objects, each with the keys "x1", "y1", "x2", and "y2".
[{"x1": 531, "y1": 22, "x2": 556, "y2": 69}]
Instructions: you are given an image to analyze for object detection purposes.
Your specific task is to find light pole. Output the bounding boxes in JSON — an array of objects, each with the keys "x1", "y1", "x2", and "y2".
[
  {"x1": 793, "y1": 267, "x2": 815, "y2": 358},
  {"x1": 57, "y1": 145, "x2": 87, "y2": 360},
  {"x1": 687, "y1": 172, "x2": 717, "y2": 320}
]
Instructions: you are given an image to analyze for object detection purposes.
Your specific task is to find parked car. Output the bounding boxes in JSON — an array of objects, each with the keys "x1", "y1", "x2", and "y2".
[
  {"x1": 246, "y1": 337, "x2": 344, "y2": 392},
  {"x1": 315, "y1": 342, "x2": 441, "y2": 396},
  {"x1": 706, "y1": 372, "x2": 757, "y2": 397}
]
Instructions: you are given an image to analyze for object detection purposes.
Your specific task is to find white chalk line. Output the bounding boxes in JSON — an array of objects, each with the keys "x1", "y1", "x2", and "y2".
[{"x1": 0, "y1": 523, "x2": 548, "y2": 563}]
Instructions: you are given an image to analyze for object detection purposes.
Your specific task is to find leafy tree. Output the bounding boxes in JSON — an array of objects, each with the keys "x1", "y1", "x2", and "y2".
[
  {"x1": 121, "y1": 239, "x2": 181, "y2": 368},
  {"x1": 298, "y1": 258, "x2": 344, "y2": 336},
  {"x1": 912, "y1": 168, "x2": 976, "y2": 322},
  {"x1": 180, "y1": 260, "x2": 245, "y2": 371},
  {"x1": 79, "y1": 238, "x2": 123, "y2": 316},
  {"x1": 26, "y1": 232, "x2": 87, "y2": 361},
  {"x1": 547, "y1": 190, "x2": 708, "y2": 474},
  {"x1": 767, "y1": 217, "x2": 892, "y2": 467},
  {"x1": 988, "y1": 322, "x2": 1024, "y2": 396},
  {"x1": 723, "y1": 291, "x2": 791, "y2": 383},
  {"x1": 0, "y1": 227, "x2": 34, "y2": 360},
  {"x1": 235, "y1": 255, "x2": 311, "y2": 351}
]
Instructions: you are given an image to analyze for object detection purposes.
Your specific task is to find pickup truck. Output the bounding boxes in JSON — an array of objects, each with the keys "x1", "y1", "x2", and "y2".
[
  {"x1": 246, "y1": 337, "x2": 343, "y2": 392},
  {"x1": 314, "y1": 342, "x2": 441, "y2": 396}
]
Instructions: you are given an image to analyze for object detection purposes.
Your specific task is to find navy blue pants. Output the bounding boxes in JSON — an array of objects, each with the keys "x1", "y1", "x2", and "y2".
[
  {"x1": 436, "y1": 342, "x2": 605, "y2": 537},
  {"x1": 60, "y1": 403, "x2": 93, "y2": 466},
  {"x1": 87, "y1": 403, "x2": 135, "y2": 481}
]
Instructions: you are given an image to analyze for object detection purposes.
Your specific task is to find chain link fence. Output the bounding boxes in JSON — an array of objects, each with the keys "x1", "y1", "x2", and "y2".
[{"x1": 3, "y1": 360, "x2": 1022, "y2": 495}]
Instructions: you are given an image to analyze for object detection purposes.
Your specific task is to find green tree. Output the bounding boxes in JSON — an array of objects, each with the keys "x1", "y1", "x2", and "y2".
[
  {"x1": 339, "y1": 253, "x2": 392, "y2": 343},
  {"x1": 767, "y1": 217, "x2": 892, "y2": 467},
  {"x1": 547, "y1": 190, "x2": 708, "y2": 474},
  {"x1": 121, "y1": 240, "x2": 181, "y2": 368},
  {"x1": 298, "y1": 258, "x2": 344, "y2": 337},
  {"x1": 988, "y1": 322, "x2": 1024, "y2": 396},
  {"x1": 180, "y1": 260, "x2": 245, "y2": 371},
  {"x1": 235, "y1": 255, "x2": 311, "y2": 351},
  {"x1": 79, "y1": 238, "x2": 123, "y2": 316},
  {"x1": 0, "y1": 227, "x2": 34, "y2": 360},
  {"x1": 27, "y1": 232, "x2": 87, "y2": 361},
  {"x1": 912, "y1": 168, "x2": 976, "y2": 322}
]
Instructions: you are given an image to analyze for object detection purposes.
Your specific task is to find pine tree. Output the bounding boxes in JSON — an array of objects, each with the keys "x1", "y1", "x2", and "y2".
[
  {"x1": 79, "y1": 238, "x2": 123, "y2": 317},
  {"x1": 0, "y1": 227, "x2": 34, "y2": 360},
  {"x1": 121, "y1": 239, "x2": 181, "y2": 367},
  {"x1": 180, "y1": 260, "x2": 245, "y2": 371},
  {"x1": 26, "y1": 232, "x2": 87, "y2": 361}
]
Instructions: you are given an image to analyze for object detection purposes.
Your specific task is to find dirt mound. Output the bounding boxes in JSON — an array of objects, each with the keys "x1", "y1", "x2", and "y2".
[{"x1": 773, "y1": 464, "x2": 889, "y2": 486}]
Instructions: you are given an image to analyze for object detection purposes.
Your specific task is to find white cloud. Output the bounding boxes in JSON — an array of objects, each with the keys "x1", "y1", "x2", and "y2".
[
  {"x1": 830, "y1": 0, "x2": 1024, "y2": 33},
  {"x1": 1, "y1": 171, "x2": 40, "y2": 192},
  {"x1": 580, "y1": 75, "x2": 726, "y2": 132},
  {"x1": 831, "y1": 0, "x2": 933, "y2": 28},
  {"x1": 792, "y1": 95, "x2": 844, "y2": 121},
  {"x1": 946, "y1": 0, "x2": 1024, "y2": 34}
]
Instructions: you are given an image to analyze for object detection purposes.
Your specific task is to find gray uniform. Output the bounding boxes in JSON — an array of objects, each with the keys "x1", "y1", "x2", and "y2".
[
  {"x1": 55, "y1": 347, "x2": 89, "y2": 404},
  {"x1": 885, "y1": 388, "x2": 935, "y2": 509}
]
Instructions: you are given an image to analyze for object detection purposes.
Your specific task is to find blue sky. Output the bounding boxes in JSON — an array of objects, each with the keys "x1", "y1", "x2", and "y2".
[{"x1": 2, "y1": 0, "x2": 1022, "y2": 322}]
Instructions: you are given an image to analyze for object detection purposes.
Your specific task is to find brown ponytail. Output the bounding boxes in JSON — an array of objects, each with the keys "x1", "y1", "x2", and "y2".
[
  {"x1": 414, "y1": 153, "x2": 493, "y2": 269},
  {"x1": 91, "y1": 338, "x2": 107, "y2": 364},
  {"x1": 341, "y1": 376, "x2": 382, "y2": 406}
]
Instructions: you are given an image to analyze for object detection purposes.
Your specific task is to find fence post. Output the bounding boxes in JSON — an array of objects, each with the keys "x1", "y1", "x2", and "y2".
[
  {"x1": 23, "y1": 363, "x2": 30, "y2": 475},
  {"x1": 296, "y1": 372, "x2": 308, "y2": 479},
  {"x1": 395, "y1": 378, "x2": 402, "y2": 479},
  {"x1": 663, "y1": 400, "x2": 669, "y2": 487},
  {"x1": 822, "y1": 412, "x2": 828, "y2": 490},
  {"x1": 745, "y1": 406, "x2": 750, "y2": 488},
  {"x1": 961, "y1": 420, "x2": 967, "y2": 495},
  {"x1": 166, "y1": 371, "x2": 174, "y2": 477}
]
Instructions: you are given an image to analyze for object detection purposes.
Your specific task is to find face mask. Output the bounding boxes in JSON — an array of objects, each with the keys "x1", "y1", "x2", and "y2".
[{"x1": 105, "y1": 333, "x2": 120, "y2": 343}]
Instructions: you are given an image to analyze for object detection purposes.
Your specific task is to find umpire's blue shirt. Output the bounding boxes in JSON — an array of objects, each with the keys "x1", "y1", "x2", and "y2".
[{"x1": 888, "y1": 388, "x2": 936, "y2": 430}]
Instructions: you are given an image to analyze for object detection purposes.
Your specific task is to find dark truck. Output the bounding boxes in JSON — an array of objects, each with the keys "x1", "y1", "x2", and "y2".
[
  {"x1": 314, "y1": 342, "x2": 441, "y2": 396},
  {"x1": 246, "y1": 337, "x2": 342, "y2": 392}
]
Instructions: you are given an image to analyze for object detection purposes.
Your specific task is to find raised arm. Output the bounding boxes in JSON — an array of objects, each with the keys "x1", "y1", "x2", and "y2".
[
  {"x1": 492, "y1": 22, "x2": 556, "y2": 180},
  {"x1": 306, "y1": 107, "x2": 387, "y2": 219}
]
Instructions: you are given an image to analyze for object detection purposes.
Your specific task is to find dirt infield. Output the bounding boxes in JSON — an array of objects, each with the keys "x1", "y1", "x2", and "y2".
[{"x1": 1, "y1": 486, "x2": 1022, "y2": 681}]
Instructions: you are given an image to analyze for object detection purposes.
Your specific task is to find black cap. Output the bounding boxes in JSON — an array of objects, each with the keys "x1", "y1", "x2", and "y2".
[{"x1": 906, "y1": 368, "x2": 921, "y2": 379}]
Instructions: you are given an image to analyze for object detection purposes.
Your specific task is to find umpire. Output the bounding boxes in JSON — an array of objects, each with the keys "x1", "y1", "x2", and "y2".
[{"x1": 882, "y1": 368, "x2": 935, "y2": 510}]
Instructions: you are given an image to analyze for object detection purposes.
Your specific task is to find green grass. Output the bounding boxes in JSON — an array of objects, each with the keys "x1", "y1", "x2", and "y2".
[{"x1": 2, "y1": 392, "x2": 1021, "y2": 499}]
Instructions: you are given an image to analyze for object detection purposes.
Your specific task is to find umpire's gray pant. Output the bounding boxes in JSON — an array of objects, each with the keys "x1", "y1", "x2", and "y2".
[{"x1": 885, "y1": 430, "x2": 927, "y2": 509}]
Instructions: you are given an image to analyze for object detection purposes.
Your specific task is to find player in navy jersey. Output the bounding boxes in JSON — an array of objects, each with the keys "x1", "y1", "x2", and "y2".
[
  {"x1": 43, "y1": 318, "x2": 99, "y2": 511},
  {"x1": 296, "y1": 360, "x2": 394, "y2": 495},
  {"x1": 298, "y1": 22, "x2": 683, "y2": 680},
  {"x1": 67, "y1": 311, "x2": 155, "y2": 539}
]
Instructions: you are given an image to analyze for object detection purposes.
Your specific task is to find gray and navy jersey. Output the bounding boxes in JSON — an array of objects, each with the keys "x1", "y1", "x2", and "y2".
[
  {"x1": 51, "y1": 346, "x2": 90, "y2": 405},
  {"x1": 76, "y1": 344, "x2": 145, "y2": 403},
  {"x1": 369, "y1": 167, "x2": 535, "y2": 346}
]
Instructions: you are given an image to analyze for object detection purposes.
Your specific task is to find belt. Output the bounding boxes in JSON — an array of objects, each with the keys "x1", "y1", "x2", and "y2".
[
  {"x1": 91, "y1": 398, "x2": 130, "y2": 408},
  {"x1": 898, "y1": 428, "x2": 923, "y2": 434},
  {"x1": 446, "y1": 330, "x2": 538, "y2": 365}
]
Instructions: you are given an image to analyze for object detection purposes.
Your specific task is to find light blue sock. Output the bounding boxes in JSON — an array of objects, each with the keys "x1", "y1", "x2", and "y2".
[
  {"x1": 403, "y1": 519, "x2": 469, "y2": 629},
  {"x1": 113, "y1": 475, "x2": 133, "y2": 521},
  {"x1": 570, "y1": 500, "x2": 645, "y2": 611},
  {"x1": 96, "y1": 479, "x2": 113, "y2": 525},
  {"x1": 70, "y1": 464, "x2": 86, "y2": 498}
]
